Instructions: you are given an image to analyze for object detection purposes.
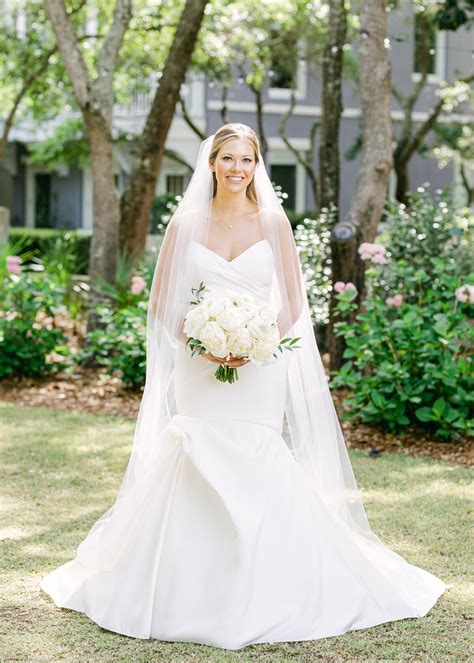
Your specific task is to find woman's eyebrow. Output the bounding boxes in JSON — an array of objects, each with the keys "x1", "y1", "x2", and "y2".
[{"x1": 222, "y1": 153, "x2": 253, "y2": 157}]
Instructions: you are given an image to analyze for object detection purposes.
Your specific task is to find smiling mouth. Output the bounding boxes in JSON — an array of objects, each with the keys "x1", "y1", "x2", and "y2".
[{"x1": 226, "y1": 176, "x2": 245, "y2": 183}]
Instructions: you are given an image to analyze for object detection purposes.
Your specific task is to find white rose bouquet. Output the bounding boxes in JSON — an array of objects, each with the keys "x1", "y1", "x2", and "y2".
[{"x1": 184, "y1": 282, "x2": 301, "y2": 384}]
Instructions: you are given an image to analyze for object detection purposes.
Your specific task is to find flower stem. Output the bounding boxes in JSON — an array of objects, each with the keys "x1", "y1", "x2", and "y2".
[{"x1": 215, "y1": 365, "x2": 239, "y2": 384}]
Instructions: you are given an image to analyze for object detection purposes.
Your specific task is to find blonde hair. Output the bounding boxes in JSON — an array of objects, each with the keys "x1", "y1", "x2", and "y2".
[{"x1": 209, "y1": 123, "x2": 260, "y2": 204}]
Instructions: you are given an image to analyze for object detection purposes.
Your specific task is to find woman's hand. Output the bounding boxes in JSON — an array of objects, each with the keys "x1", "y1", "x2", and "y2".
[{"x1": 203, "y1": 351, "x2": 250, "y2": 368}]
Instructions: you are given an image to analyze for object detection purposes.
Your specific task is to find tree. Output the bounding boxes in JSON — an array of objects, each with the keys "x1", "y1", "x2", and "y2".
[
  {"x1": 342, "y1": 4, "x2": 473, "y2": 205},
  {"x1": 426, "y1": 122, "x2": 474, "y2": 205},
  {"x1": 194, "y1": 0, "x2": 321, "y2": 164},
  {"x1": 392, "y1": 5, "x2": 474, "y2": 203},
  {"x1": 318, "y1": 0, "x2": 347, "y2": 213},
  {"x1": 119, "y1": 0, "x2": 209, "y2": 259},
  {"x1": 46, "y1": 0, "x2": 132, "y2": 302},
  {"x1": 0, "y1": 1, "x2": 64, "y2": 161},
  {"x1": 279, "y1": 91, "x2": 320, "y2": 212},
  {"x1": 329, "y1": 0, "x2": 393, "y2": 371}
]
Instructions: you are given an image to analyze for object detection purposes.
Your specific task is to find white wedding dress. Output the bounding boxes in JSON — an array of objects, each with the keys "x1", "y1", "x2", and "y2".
[{"x1": 40, "y1": 239, "x2": 446, "y2": 650}]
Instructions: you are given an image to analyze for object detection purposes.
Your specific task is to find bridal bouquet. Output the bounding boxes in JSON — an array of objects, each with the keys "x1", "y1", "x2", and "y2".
[{"x1": 184, "y1": 282, "x2": 301, "y2": 383}]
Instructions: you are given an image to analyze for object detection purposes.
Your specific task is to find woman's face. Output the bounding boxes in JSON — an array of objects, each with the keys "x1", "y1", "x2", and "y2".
[{"x1": 210, "y1": 138, "x2": 257, "y2": 196}]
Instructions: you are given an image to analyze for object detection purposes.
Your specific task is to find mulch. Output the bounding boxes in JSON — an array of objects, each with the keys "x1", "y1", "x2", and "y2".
[{"x1": 1, "y1": 357, "x2": 472, "y2": 467}]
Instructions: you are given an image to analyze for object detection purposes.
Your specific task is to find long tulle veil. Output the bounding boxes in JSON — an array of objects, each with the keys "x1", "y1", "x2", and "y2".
[{"x1": 74, "y1": 131, "x2": 400, "y2": 571}]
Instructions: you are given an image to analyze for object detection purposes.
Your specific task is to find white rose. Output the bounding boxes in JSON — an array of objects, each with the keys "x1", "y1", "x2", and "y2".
[
  {"x1": 249, "y1": 340, "x2": 278, "y2": 366},
  {"x1": 199, "y1": 321, "x2": 229, "y2": 358},
  {"x1": 247, "y1": 315, "x2": 273, "y2": 341},
  {"x1": 258, "y1": 303, "x2": 278, "y2": 325},
  {"x1": 223, "y1": 293, "x2": 256, "y2": 319},
  {"x1": 183, "y1": 305, "x2": 209, "y2": 338},
  {"x1": 215, "y1": 304, "x2": 248, "y2": 332},
  {"x1": 203, "y1": 294, "x2": 230, "y2": 318},
  {"x1": 228, "y1": 328, "x2": 254, "y2": 356}
]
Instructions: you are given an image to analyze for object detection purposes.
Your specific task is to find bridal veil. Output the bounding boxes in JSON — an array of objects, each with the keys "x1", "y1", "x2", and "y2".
[{"x1": 75, "y1": 127, "x2": 391, "y2": 571}]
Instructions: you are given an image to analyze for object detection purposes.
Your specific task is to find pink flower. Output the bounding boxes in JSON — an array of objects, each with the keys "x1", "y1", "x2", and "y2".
[
  {"x1": 455, "y1": 284, "x2": 474, "y2": 304},
  {"x1": 357, "y1": 242, "x2": 387, "y2": 265},
  {"x1": 130, "y1": 275, "x2": 147, "y2": 295},
  {"x1": 6, "y1": 255, "x2": 22, "y2": 274},
  {"x1": 386, "y1": 294, "x2": 404, "y2": 307},
  {"x1": 358, "y1": 242, "x2": 373, "y2": 255},
  {"x1": 334, "y1": 281, "x2": 358, "y2": 295}
]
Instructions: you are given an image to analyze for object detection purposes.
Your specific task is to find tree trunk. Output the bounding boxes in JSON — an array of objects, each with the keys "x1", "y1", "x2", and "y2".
[
  {"x1": 119, "y1": 0, "x2": 209, "y2": 259},
  {"x1": 46, "y1": 0, "x2": 131, "y2": 337},
  {"x1": 329, "y1": 0, "x2": 393, "y2": 372},
  {"x1": 86, "y1": 120, "x2": 120, "y2": 283},
  {"x1": 253, "y1": 86, "x2": 268, "y2": 163},
  {"x1": 318, "y1": 0, "x2": 347, "y2": 212}
]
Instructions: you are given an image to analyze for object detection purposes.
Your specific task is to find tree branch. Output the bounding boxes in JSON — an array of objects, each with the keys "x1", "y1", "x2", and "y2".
[
  {"x1": 405, "y1": 72, "x2": 474, "y2": 164},
  {"x1": 220, "y1": 83, "x2": 230, "y2": 124},
  {"x1": 46, "y1": 0, "x2": 91, "y2": 109},
  {"x1": 178, "y1": 93, "x2": 206, "y2": 140},
  {"x1": 0, "y1": 45, "x2": 57, "y2": 159},
  {"x1": 96, "y1": 0, "x2": 132, "y2": 114},
  {"x1": 278, "y1": 90, "x2": 319, "y2": 198}
]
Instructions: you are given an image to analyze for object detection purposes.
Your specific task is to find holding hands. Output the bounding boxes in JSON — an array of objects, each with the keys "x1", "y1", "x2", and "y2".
[{"x1": 203, "y1": 351, "x2": 250, "y2": 368}]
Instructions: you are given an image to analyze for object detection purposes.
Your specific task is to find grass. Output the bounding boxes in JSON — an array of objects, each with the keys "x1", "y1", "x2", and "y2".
[{"x1": 0, "y1": 401, "x2": 472, "y2": 662}]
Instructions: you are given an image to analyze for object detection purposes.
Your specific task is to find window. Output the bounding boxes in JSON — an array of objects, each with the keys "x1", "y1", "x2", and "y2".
[
  {"x1": 166, "y1": 175, "x2": 185, "y2": 195},
  {"x1": 270, "y1": 164, "x2": 296, "y2": 211}
]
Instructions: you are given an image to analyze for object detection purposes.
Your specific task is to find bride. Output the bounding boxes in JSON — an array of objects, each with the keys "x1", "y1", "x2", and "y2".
[{"x1": 40, "y1": 123, "x2": 446, "y2": 650}]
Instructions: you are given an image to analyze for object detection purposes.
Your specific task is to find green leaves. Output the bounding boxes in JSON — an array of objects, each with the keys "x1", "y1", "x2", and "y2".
[
  {"x1": 278, "y1": 336, "x2": 302, "y2": 353},
  {"x1": 78, "y1": 303, "x2": 147, "y2": 390},
  {"x1": 0, "y1": 272, "x2": 68, "y2": 379},
  {"x1": 331, "y1": 246, "x2": 473, "y2": 439}
]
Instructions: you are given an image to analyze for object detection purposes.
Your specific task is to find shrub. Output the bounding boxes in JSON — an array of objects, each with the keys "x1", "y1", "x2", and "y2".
[
  {"x1": 0, "y1": 272, "x2": 70, "y2": 379},
  {"x1": 77, "y1": 250, "x2": 153, "y2": 389},
  {"x1": 9, "y1": 227, "x2": 91, "y2": 274},
  {"x1": 150, "y1": 193, "x2": 181, "y2": 235},
  {"x1": 330, "y1": 258, "x2": 473, "y2": 439},
  {"x1": 293, "y1": 205, "x2": 336, "y2": 327},
  {"x1": 379, "y1": 185, "x2": 472, "y2": 276},
  {"x1": 77, "y1": 303, "x2": 147, "y2": 389}
]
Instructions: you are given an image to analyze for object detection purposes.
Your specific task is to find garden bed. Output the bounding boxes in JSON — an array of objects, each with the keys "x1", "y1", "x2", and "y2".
[{"x1": 1, "y1": 359, "x2": 471, "y2": 467}]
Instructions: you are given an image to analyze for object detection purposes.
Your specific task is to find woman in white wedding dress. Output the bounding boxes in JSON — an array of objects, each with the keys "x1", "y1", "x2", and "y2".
[{"x1": 40, "y1": 123, "x2": 446, "y2": 650}]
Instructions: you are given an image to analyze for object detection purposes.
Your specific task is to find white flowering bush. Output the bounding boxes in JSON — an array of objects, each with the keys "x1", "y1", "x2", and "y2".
[
  {"x1": 380, "y1": 185, "x2": 472, "y2": 276},
  {"x1": 293, "y1": 206, "x2": 335, "y2": 327},
  {"x1": 184, "y1": 282, "x2": 301, "y2": 383}
]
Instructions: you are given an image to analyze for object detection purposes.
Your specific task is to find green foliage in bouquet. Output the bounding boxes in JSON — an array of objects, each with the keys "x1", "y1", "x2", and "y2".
[{"x1": 330, "y1": 259, "x2": 473, "y2": 440}]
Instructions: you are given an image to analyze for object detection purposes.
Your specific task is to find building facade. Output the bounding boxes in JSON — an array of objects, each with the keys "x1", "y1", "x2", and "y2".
[{"x1": 0, "y1": 5, "x2": 472, "y2": 231}]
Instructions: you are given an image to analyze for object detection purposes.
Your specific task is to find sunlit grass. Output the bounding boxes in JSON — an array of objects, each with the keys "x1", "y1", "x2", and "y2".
[{"x1": 0, "y1": 401, "x2": 471, "y2": 662}]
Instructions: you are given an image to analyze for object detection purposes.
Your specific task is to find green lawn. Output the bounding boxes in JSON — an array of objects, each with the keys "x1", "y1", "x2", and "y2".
[{"x1": 0, "y1": 401, "x2": 471, "y2": 662}]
